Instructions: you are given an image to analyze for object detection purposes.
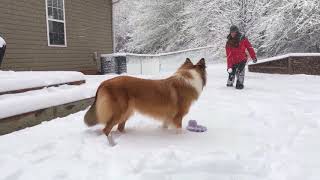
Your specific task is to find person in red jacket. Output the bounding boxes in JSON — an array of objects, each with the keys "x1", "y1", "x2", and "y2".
[{"x1": 226, "y1": 25, "x2": 257, "y2": 89}]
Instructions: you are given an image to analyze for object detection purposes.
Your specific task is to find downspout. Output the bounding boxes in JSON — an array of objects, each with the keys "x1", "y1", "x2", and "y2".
[{"x1": 112, "y1": 0, "x2": 120, "y2": 53}]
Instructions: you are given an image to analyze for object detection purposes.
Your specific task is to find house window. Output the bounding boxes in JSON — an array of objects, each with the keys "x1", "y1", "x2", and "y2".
[{"x1": 46, "y1": 0, "x2": 66, "y2": 47}]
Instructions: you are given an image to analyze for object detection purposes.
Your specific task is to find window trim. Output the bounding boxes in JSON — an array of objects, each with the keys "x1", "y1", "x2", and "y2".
[{"x1": 45, "y1": 0, "x2": 67, "y2": 47}]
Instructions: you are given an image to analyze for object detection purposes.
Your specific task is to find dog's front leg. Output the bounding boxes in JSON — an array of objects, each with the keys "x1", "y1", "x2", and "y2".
[
  {"x1": 173, "y1": 116, "x2": 183, "y2": 134},
  {"x1": 175, "y1": 128, "x2": 183, "y2": 134}
]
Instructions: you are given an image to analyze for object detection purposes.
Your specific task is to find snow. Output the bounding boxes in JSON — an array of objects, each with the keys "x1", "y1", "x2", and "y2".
[
  {"x1": 0, "y1": 74, "x2": 118, "y2": 119},
  {"x1": 0, "y1": 71, "x2": 85, "y2": 93},
  {"x1": 1, "y1": 63, "x2": 320, "y2": 179},
  {"x1": 250, "y1": 53, "x2": 320, "y2": 65},
  {"x1": 109, "y1": 45, "x2": 215, "y2": 57}
]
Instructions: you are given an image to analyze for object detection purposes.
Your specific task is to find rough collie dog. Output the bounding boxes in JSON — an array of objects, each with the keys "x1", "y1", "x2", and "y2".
[{"x1": 84, "y1": 58, "x2": 207, "y2": 145}]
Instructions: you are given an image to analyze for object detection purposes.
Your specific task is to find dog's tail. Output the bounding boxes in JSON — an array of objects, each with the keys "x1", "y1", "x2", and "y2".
[{"x1": 84, "y1": 89, "x2": 99, "y2": 127}]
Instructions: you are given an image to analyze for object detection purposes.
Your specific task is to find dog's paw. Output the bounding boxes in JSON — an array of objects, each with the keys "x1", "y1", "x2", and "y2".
[
  {"x1": 107, "y1": 135, "x2": 117, "y2": 147},
  {"x1": 118, "y1": 129, "x2": 126, "y2": 133}
]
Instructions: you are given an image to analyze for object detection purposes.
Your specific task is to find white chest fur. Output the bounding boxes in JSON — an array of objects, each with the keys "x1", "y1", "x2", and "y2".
[
  {"x1": 187, "y1": 69, "x2": 203, "y2": 95},
  {"x1": 175, "y1": 69, "x2": 203, "y2": 95}
]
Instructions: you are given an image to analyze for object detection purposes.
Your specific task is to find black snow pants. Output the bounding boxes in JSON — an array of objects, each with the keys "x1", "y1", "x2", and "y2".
[{"x1": 227, "y1": 61, "x2": 246, "y2": 88}]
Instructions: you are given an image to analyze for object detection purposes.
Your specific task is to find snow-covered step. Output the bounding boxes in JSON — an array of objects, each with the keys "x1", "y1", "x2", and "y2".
[
  {"x1": 0, "y1": 97, "x2": 95, "y2": 135},
  {"x1": 0, "y1": 74, "x2": 115, "y2": 135},
  {"x1": 0, "y1": 71, "x2": 86, "y2": 95}
]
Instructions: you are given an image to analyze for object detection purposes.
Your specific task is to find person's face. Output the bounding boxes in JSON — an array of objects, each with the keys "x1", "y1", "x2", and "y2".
[{"x1": 231, "y1": 32, "x2": 237, "y2": 38}]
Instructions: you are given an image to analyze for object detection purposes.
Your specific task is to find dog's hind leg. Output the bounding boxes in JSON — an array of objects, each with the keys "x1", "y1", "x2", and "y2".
[
  {"x1": 103, "y1": 119, "x2": 117, "y2": 146},
  {"x1": 103, "y1": 121, "x2": 114, "y2": 136},
  {"x1": 117, "y1": 121, "x2": 126, "y2": 132},
  {"x1": 104, "y1": 107, "x2": 132, "y2": 145},
  {"x1": 117, "y1": 105, "x2": 133, "y2": 133}
]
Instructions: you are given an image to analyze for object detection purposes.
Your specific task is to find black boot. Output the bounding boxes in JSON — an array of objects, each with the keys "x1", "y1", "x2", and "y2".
[
  {"x1": 235, "y1": 81, "x2": 244, "y2": 89},
  {"x1": 226, "y1": 71, "x2": 235, "y2": 87}
]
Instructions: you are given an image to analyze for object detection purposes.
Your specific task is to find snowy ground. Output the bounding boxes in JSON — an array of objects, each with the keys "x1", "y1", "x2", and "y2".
[{"x1": 1, "y1": 64, "x2": 320, "y2": 180}]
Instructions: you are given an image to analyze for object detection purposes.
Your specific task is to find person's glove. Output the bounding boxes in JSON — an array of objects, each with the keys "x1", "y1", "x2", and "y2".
[
  {"x1": 227, "y1": 68, "x2": 233, "y2": 73},
  {"x1": 252, "y1": 58, "x2": 257, "y2": 63}
]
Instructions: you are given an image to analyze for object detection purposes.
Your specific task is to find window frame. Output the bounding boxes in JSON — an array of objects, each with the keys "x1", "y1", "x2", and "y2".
[{"x1": 45, "y1": 0, "x2": 67, "y2": 47}]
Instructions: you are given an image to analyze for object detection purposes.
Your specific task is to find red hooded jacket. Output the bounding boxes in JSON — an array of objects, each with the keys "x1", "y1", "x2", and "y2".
[{"x1": 226, "y1": 35, "x2": 256, "y2": 69}]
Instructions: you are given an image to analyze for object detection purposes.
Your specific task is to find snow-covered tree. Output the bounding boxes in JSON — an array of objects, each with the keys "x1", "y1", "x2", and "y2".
[
  {"x1": 113, "y1": 0, "x2": 140, "y2": 52},
  {"x1": 124, "y1": 0, "x2": 188, "y2": 53},
  {"x1": 113, "y1": 0, "x2": 320, "y2": 58},
  {"x1": 181, "y1": 0, "x2": 268, "y2": 58},
  {"x1": 260, "y1": 0, "x2": 320, "y2": 56}
]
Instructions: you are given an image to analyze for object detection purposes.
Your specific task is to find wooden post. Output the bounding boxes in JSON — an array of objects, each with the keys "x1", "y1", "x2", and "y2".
[{"x1": 288, "y1": 57, "x2": 293, "y2": 74}]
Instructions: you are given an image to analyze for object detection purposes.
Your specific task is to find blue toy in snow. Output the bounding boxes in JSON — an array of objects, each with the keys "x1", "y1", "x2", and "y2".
[{"x1": 186, "y1": 120, "x2": 207, "y2": 132}]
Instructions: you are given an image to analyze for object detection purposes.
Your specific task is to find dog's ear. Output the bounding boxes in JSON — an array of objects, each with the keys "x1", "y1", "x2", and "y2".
[
  {"x1": 196, "y1": 58, "x2": 206, "y2": 69},
  {"x1": 184, "y1": 58, "x2": 193, "y2": 65}
]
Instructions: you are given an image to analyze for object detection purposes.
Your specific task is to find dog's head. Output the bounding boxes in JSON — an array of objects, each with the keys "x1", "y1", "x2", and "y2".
[{"x1": 178, "y1": 58, "x2": 207, "y2": 89}]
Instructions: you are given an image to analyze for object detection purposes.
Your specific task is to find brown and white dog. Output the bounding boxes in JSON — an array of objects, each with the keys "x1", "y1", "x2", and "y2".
[{"x1": 84, "y1": 58, "x2": 207, "y2": 145}]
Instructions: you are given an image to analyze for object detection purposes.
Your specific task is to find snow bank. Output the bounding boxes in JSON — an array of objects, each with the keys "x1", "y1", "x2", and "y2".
[
  {"x1": 113, "y1": 45, "x2": 215, "y2": 57},
  {"x1": 250, "y1": 53, "x2": 320, "y2": 65},
  {"x1": 0, "y1": 71, "x2": 85, "y2": 93},
  {"x1": 1, "y1": 64, "x2": 320, "y2": 179}
]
